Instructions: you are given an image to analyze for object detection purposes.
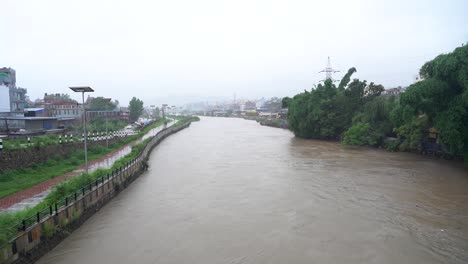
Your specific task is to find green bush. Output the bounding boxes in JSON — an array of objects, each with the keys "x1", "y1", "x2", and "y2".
[
  {"x1": 385, "y1": 140, "x2": 400, "y2": 152},
  {"x1": 342, "y1": 123, "x2": 370, "y2": 146}
]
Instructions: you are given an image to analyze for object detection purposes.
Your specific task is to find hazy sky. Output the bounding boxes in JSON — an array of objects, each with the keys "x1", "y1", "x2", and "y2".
[{"x1": 1, "y1": 0, "x2": 467, "y2": 106}]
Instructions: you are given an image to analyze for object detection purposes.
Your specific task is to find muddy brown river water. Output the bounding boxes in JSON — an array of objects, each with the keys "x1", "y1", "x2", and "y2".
[{"x1": 38, "y1": 117, "x2": 468, "y2": 264}]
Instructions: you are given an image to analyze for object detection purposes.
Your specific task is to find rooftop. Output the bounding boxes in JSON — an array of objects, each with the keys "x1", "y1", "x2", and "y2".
[
  {"x1": 24, "y1": 108, "x2": 45, "y2": 112},
  {"x1": 4, "y1": 117, "x2": 57, "y2": 121}
]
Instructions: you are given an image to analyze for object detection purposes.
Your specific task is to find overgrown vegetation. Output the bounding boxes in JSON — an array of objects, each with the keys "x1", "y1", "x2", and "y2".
[
  {"x1": 287, "y1": 44, "x2": 467, "y2": 162},
  {"x1": 288, "y1": 70, "x2": 385, "y2": 139},
  {"x1": 3, "y1": 134, "x2": 64, "y2": 150},
  {"x1": 85, "y1": 117, "x2": 128, "y2": 132}
]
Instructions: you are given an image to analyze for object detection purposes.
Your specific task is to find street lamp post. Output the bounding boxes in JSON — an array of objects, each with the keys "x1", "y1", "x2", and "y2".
[
  {"x1": 162, "y1": 104, "x2": 168, "y2": 126},
  {"x1": 69, "y1": 86, "x2": 94, "y2": 174}
]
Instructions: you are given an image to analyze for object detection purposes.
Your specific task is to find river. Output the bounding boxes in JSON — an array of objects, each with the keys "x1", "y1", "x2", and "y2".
[{"x1": 37, "y1": 117, "x2": 468, "y2": 264}]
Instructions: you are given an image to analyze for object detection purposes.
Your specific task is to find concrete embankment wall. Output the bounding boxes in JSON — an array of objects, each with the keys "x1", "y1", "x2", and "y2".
[{"x1": 0, "y1": 121, "x2": 191, "y2": 264}]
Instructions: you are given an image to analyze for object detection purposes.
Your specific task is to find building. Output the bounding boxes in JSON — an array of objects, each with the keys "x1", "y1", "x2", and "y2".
[
  {"x1": 0, "y1": 67, "x2": 28, "y2": 117},
  {"x1": 3, "y1": 117, "x2": 58, "y2": 131},
  {"x1": 86, "y1": 110, "x2": 121, "y2": 120},
  {"x1": 119, "y1": 107, "x2": 130, "y2": 121},
  {"x1": 0, "y1": 67, "x2": 16, "y2": 88},
  {"x1": 244, "y1": 101, "x2": 256, "y2": 110},
  {"x1": 24, "y1": 108, "x2": 46, "y2": 117},
  {"x1": 383, "y1": 86, "x2": 407, "y2": 96},
  {"x1": 45, "y1": 101, "x2": 82, "y2": 118}
]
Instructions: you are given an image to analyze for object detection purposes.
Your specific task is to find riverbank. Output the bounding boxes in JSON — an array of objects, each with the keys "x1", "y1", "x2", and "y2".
[
  {"x1": 0, "y1": 118, "x2": 196, "y2": 263},
  {"x1": 241, "y1": 116, "x2": 289, "y2": 129},
  {"x1": 0, "y1": 120, "x2": 166, "y2": 200},
  {"x1": 240, "y1": 115, "x2": 465, "y2": 165}
]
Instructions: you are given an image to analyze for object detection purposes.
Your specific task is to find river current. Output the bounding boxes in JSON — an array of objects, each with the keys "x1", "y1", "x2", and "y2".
[{"x1": 38, "y1": 117, "x2": 468, "y2": 264}]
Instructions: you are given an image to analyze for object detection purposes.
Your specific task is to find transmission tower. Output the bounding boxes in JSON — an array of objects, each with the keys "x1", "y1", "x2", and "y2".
[{"x1": 319, "y1": 56, "x2": 339, "y2": 82}]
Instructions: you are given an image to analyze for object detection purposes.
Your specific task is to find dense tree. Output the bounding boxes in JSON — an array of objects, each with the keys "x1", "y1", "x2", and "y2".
[
  {"x1": 287, "y1": 43, "x2": 467, "y2": 164},
  {"x1": 393, "y1": 44, "x2": 467, "y2": 155},
  {"x1": 87, "y1": 97, "x2": 117, "y2": 111},
  {"x1": 342, "y1": 122, "x2": 370, "y2": 145},
  {"x1": 344, "y1": 95, "x2": 397, "y2": 146},
  {"x1": 281, "y1": 97, "x2": 291, "y2": 108},
  {"x1": 129, "y1": 97, "x2": 144, "y2": 122},
  {"x1": 338, "y1": 67, "x2": 356, "y2": 90},
  {"x1": 287, "y1": 68, "x2": 384, "y2": 140},
  {"x1": 44, "y1": 93, "x2": 77, "y2": 103}
]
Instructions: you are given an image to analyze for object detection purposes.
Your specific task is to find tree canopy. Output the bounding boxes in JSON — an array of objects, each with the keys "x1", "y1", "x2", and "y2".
[
  {"x1": 129, "y1": 97, "x2": 144, "y2": 122},
  {"x1": 87, "y1": 97, "x2": 118, "y2": 111},
  {"x1": 286, "y1": 43, "x2": 467, "y2": 163},
  {"x1": 392, "y1": 44, "x2": 468, "y2": 155},
  {"x1": 44, "y1": 93, "x2": 77, "y2": 103},
  {"x1": 287, "y1": 70, "x2": 384, "y2": 140}
]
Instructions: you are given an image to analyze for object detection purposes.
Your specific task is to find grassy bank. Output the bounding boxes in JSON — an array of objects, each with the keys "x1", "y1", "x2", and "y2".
[{"x1": 0, "y1": 119, "x2": 165, "y2": 199}]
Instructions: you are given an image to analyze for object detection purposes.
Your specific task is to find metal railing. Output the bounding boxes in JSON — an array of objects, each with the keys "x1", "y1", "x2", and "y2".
[
  {"x1": 0, "y1": 131, "x2": 133, "y2": 151},
  {"x1": 11, "y1": 163, "x2": 133, "y2": 233}
]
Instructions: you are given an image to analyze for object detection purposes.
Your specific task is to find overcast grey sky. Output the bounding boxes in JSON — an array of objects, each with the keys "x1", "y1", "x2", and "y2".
[{"x1": 1, "y1": 0, "x2": 467, "y2": 106}]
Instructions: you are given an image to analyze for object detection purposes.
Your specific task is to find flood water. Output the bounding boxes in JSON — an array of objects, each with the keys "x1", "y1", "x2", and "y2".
[{"x1": 38, "y1": 117, "x2": 468, "y2": 264}]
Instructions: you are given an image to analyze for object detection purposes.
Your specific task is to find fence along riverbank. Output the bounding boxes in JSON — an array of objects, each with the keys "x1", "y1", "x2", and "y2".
[{"x1": 0, "y1": 119, "x2": 193, "y2": 264}]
